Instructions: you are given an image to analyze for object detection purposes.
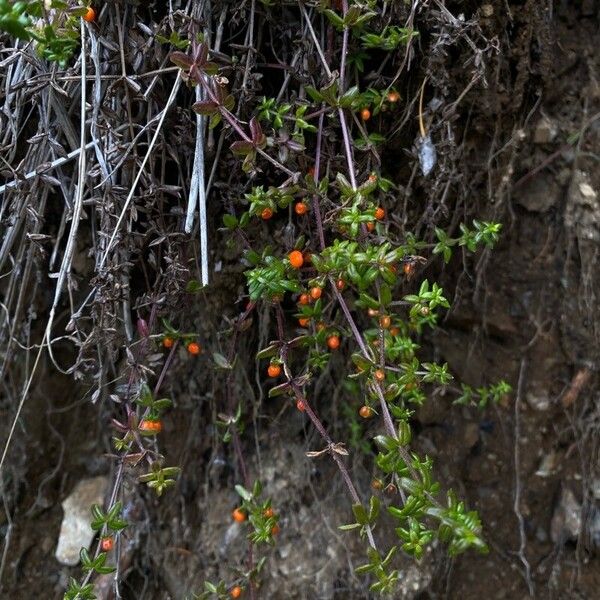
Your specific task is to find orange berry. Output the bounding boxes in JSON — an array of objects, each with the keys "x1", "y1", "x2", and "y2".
[
  {"x1": 232, "y1": 508, "x2": 246, "y2": 523},
  {"x1": 336, "y1": 279, "x2": 345, "y2": 290},
  {"x1": 230, "y1": 586, "x2": 242, "y2": 599},
  {"x1": 371, "y1": 479, "x2": 383, "y2": 490},
  {"x1": 368, "y1": 174, "x2": 378, "y2": 183},
  {"x1": 264, "y1": 507, "x2": 275, "y2": 518},
  {"x1": 139, "y1": 419, "x2": 160, "y2": 434},
  {"x1": 271, "y1": 524, "x2": 280, "y2": 535},
  {"x1": 100, "y1": 536, "x2": 113, "y2": 552},
  {"x1": 295, "y1": 201, "x2": 308, "y2": 216},
  {"x1": 288, "y1": 250, "x2": 304, "y2": 269},
  {"x1": 308, "y1": 166, "x2": 315, "y2": 178},
  {"x1": 387, "y1": 90, "x2": 400, "y2": 103},
  {"x1": 296, "y1": 400, "x2": 306, "y2": 412},
  {"x1": 163, "y1": 336, "x2": 174, "y2": 349},
  {"x1": 361, "y1": 108, "x2": 371, "y2": 121},
  {"x1": 375, "y1": 207, "x2": 385, "y2": 220},
  {"x1": 379, "y1": 315, "x2": 391, "y2": 329},
  {"x1": 261, "y1": 207, "x2": 273, "y2": 220},
  {"x1": 326, "y1": 335, "x2": 340, "y2": 350},
  {"x1": 267, "y1": 363, "x2": 281, "y2": 378},
  {"x1": 187, "y1": 341, "x2": 201, "y2": 355},
  {"x1": 359, "y1": 405, "x2": 373, "y2": 419},
  {"x1": 403, "y1": 262, "x2": 414, "y2": 276},
  {"x1": 374, "y1": 369, "x2": 385, "y2": 382},
  {"x1": 310, "y1": 286, "x2": 322, "y2": 300},
  {"x1": 390, "y1": 327, "x2": 400, "y2": 336},
  {"x1": 83, "y1": 7, "x2": 96, "y2": 22},
  {"x1": 298, "y1": 317, "x2": 310, "y2": 328},
  {"x1": 366, "y1": 221, "x2": 375, "y2": 232},
  {"x1": 299, "y1": 293, "x2": 310, "y2": 305}
]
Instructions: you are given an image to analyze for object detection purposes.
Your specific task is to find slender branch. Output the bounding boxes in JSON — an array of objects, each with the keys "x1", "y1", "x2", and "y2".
[
  {"x1": 275, "y1": 306, "x2": 376, "y2": 549},
  {"x1": 339, "y1": 0, "x2": 350, "y2": 90},
  {"x1": 513, "y1": 358, "x2": 534, "y2": 596},
  {"x1": 196, "y1": 76, "x2": 295, "y2": 177}
]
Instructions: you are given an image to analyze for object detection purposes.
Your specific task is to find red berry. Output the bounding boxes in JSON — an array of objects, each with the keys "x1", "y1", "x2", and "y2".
[
  {"x1": 163, "y1": 336, "x2": 174, "y2": 348},
  {"x1": 326, "y1": 335, "x2": 340, "y2": 350},
  {"x1": 387, "y1": 91, "x2": 400, "y2": 103},
  {"x1": 100, "y1": 536, "x2": 113, "y2": 552},
  {"x1": 232, "y1": 508, "x2": 246, "y2": 523},
  {"x1": 83, "y1": 7, "x2": 96, "y2": 22},
  {"x1": 379, "y1": 315, "x2": 391, "y2": 329},
  {"x1": 296, "y1": 400, "x2": 306, "y2": 412},
  {"x1": 288, "y1": 250, "x2": 304, "y2": 269},
  {"x1": 299, "y1": 293, "x2": 310, "y2": 305},
  {"x1": 187, "y1": 341, "x2": 201, "y2": 355},
  {"x1": 375, "y1": 207, "x2": 385, "y2": 220},
  {"x1": 294, "y1": 202, "x2": 308, "y2": 216},
  {"x1": 261, "y1": 207, "x2": 273, "y2": 220},
  {"x1": 267, "y1": 363, "x2": 281, "y2": 378},
  {"x1": 359, "y1": 405, "x2": 373, "y2": 419}
]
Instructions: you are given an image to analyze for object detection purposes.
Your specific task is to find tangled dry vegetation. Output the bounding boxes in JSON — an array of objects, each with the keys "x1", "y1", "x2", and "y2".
[{"x1": 0, "y1": 1, "x2": 599, "y2": 599}]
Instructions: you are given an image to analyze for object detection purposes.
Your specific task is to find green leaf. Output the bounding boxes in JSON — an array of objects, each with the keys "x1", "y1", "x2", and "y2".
[
  {"x1": 339, "y1": 85, "x2": 360, "y2": 108},
  {"x1": 192, "y1": 100, "x2": 219, "y2": 115},
  {"x1": 323, "y1": 9, "x2": 344, "y2": 29},
  {"x1": 379, "y1": 283, "x2": 392, "y2": 306},
  {"x1": 222, "y1": 214, "x2": 238, "y2": 229},
  {"x1": 235, "y1": 484, "x2": 253, "y2": 502},
  {"x1": 231, "y1": 140, "x2": 254, "y2": 156},
  {"x1": 186, "y1": 279, "x2": 203, "y2": 293},
  {"x1": 268, "y1": 382, "x2": 292, "y2": 398},
  {"x1": 369, "y1": 495, "x2": 380, "y2": 521},
  {"x1": 305, "y1": 86, "x2": 324, "y2": 102},
  {"x1": 213, "y1": 352, "x2": 232, "y2": 369},
  {"x1": 352, "y1": 503, "x2": 368, "y2": 525},
  {"x1": 256, "y1": 343, "x2": 280, "y2": 360}
]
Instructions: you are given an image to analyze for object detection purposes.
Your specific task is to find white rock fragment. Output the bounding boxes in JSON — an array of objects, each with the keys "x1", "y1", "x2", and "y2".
[
  {"x1": 535, "y1": 451, "x2": 558, "y2": 477},
  {"x1": 551, "y1": 487, "x2": 581, "y2": 542},
  {"x1": 533, "y1": 117, "x2": 557, "y2": 144},
  {"x1": 418, "y1": 135, "x2": 437, "y2": 177},
  {"x1": 55, "y1": 476, "x2": 109, "y2": 566},
  {"x1": 526, "y1": 390, "x2": 551, "y2": 411}
]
